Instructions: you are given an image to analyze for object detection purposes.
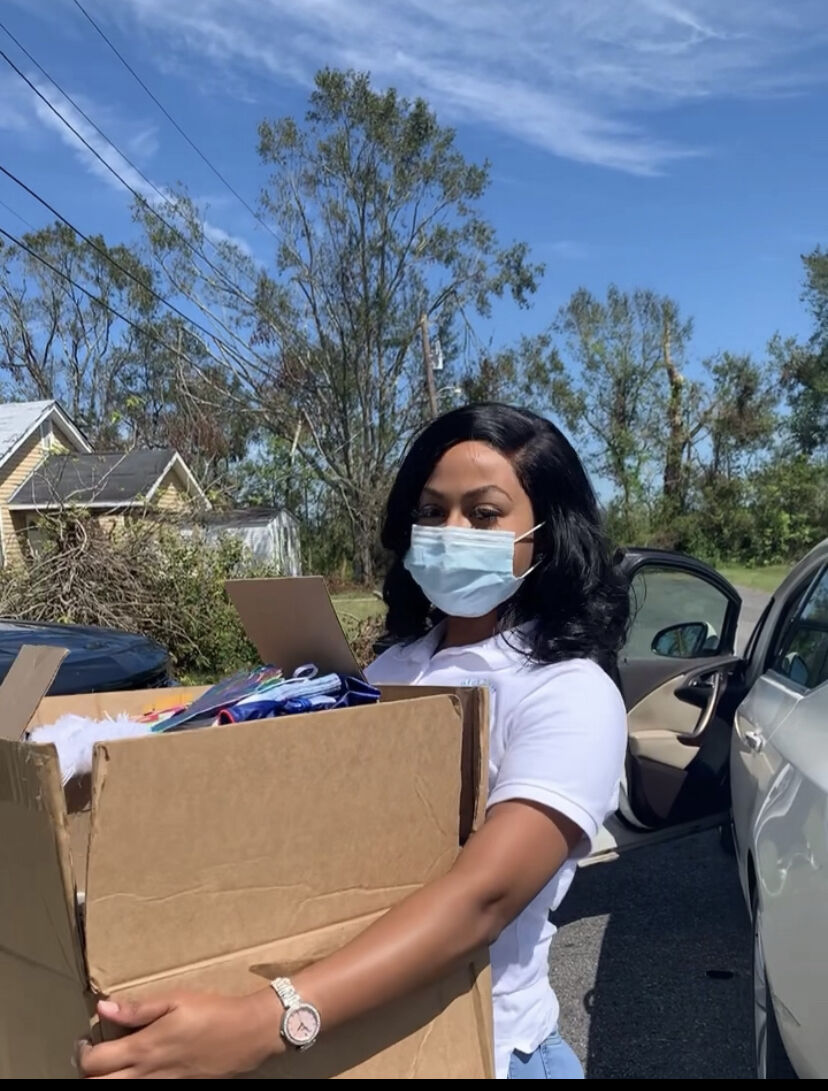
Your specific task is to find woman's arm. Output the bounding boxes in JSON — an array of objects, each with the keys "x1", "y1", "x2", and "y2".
[
  {"x1": 290, "y1": 799, "x2": 581, "y2": 1023},
  {"x1": 79, "y1": 800, "x2": 582, "y2": 1080}
]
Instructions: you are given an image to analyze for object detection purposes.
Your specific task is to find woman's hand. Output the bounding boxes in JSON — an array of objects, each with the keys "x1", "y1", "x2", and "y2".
[{"x1": 78, "y1": 989, "x2": 282, "y2": 1079}]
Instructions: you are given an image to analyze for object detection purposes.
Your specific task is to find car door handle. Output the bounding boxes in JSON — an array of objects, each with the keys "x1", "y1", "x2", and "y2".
[
  {"x1": 744, "y1": 730, "x2": 764, "y2": 753},
  {"x1": 677, "y1": 669, "x2": 724, "y2": 745}
]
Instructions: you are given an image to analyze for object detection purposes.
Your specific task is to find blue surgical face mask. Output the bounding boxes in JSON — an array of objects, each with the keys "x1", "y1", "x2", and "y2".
[{"x1": 403, "y1": 522, "x2": 543, "y2": 618}]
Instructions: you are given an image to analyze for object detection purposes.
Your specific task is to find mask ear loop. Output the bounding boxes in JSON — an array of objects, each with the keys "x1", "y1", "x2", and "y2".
[
  {"x1": 514, "y1": 521, "x2": 545, "y2": 579},
  {"x1": 514, "y1": 521, "x2": 544, "y2": 544}
]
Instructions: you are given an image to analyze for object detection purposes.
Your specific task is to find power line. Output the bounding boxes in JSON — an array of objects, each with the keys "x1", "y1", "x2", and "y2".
[
  {"x1": 0, "y1": 196, "x2": 34, "y2": 231},
  {"x1": 0, "y1": 222, "x2": 374, "y2": 500},
  {"x1": 0, "y1": 160, "x2": 276, "y2": 381},
  {"x1": 72, "y1": 0, "x2": 279, "y2": 246},
  {"x1": 0, "y1": 24, "x2": 261, "y2": 307},
  {"x1": 0, "y1": 221, "x2": 254, "y2": 393},
  {"x1": 0, "y1": 24, "x2": 291, "y2": 376}
]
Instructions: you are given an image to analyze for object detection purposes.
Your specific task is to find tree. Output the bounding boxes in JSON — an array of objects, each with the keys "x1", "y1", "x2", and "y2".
[
  {"x1": 136, "y1": 69, "x2": 542, "y2": 583},
  {"x1": 116, "y1": 317, "x2": 256, "y2": 500},
  {"x1": 546, "y1": 287, "x2": 788, "y2": 551},
  {"x1": 457, "y1": 331, "x2": 565, "y2": 408},
  {"x1": 702, "y1": 352, "x2": 777, "y2": 482},
  {"x1": 774, "y1": 248, "x2": 828, "y2": 455},
  {"x1": 656, "y1": 296, "x2": 696, "y2": 516},
  {"x1": 549, "y1": 287, "x2": 692, "y2": 540},
  {"x1": 0, "y1": 223, "x2": 157, "y2": 444},
  {"x1": 667, "y1": 352, "x2": 779, "y2": 561},
  {"x1": 0, "y1": 224, "x2": 254, "y2": 500}
]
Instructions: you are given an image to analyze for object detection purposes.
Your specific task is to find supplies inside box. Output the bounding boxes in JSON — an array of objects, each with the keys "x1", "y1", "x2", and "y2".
[
  {"x1": 28, "y1": 662, "x2": 381, "y2": 784},
  {"x1": 0, "y1": 577, "x2": 494, "y2": 1079}
]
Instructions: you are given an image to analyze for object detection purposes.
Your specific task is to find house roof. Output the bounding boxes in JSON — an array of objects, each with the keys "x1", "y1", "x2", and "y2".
[
  {"x1": 0, "y1": 400, "x2": 91, "y2": 467},
  {"x1": 198, "y1": 507, "x2": 294, "y2": 529},
  {"x1": 8, "y1": 449, "x2": 208, "y2": 510}
]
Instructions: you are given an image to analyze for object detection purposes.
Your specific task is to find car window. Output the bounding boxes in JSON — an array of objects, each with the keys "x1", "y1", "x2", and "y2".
[
  {"x1": 743, "y1": 599, "x2": 773, "y2": 663},
  {"x1": 770, "y1": 565, "x2": 828, "y2": 691},
  {"x1": 625, "y1": 565, "x2": 731, "y2": 659}
]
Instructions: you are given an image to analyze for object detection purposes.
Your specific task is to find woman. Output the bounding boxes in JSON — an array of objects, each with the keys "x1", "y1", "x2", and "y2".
[{"x1": 79, "y1": 403, "x2": 629, "y2": 1080}]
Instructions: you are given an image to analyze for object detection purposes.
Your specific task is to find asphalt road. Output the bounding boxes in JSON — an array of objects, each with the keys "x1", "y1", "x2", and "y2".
[
  {"x1": 550, "y1": 829, "x2": 754, "y2": 1079},
  {"x1": 546, "y1": 587, "x2": 772, "y2": 1079},
  {"x1": 735, "y1": 585, "x2": 772, "y2": 653}
]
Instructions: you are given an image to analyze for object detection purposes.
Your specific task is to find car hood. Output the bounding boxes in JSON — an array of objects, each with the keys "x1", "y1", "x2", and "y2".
[{"x1": 0, "y1": 619, "x2": 170, "y2": 696}]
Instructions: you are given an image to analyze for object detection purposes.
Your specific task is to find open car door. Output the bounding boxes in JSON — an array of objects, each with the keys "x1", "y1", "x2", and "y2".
[{"x1": 588, "y1": 549, "x2": 743, "y2": 863}]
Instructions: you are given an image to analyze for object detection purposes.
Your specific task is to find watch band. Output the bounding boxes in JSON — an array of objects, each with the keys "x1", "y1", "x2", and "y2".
[
  {"x1": 270, "y1": 976, "x2": 301, "y2": 1010},
  {"x1": 269, "y1": 976, "x2": 321, "y2": 1052}
]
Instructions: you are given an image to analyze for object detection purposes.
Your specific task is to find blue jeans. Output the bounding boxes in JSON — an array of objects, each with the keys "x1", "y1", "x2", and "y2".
[{"x1": 507, "y1": 1030, "x2": 584, "y2": 1079}]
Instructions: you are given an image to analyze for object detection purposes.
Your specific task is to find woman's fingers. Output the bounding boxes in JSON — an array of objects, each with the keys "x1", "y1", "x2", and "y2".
[
  {"x1": 77, "y1": 1038, "x2": 138, "y2": 1079},
  {"x1": 97, "y1": 997, "x2": 174, "y2": 1029}
]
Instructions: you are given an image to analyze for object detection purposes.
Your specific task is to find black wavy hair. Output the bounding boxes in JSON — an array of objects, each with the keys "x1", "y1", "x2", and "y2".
[{"x1": 380, "y1": 403, "x2": 630, "y2": 677}]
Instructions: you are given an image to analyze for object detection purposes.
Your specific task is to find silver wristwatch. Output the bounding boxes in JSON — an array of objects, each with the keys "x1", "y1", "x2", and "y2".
[{"x1": 270, "y1": 976, "x2": 322, "y2": 1051}]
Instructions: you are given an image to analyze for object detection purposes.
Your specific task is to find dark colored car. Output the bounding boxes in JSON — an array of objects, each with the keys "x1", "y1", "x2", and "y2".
[{"x1": 0, "y1": 619, "x2": 171, "y2": 695}]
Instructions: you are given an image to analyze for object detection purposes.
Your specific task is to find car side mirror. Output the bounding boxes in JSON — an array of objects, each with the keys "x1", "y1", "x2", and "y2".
[{"x1": 651, "y1": 621, "x2": 711, "y2": 658}]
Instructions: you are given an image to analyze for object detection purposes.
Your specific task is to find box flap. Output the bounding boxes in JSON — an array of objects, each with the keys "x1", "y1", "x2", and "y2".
[
  {"x1": 0, "y1": 737, "x2": 87, "y2": 994},
  {"x1": 379, "y1": 685, "x2": 490, "y2": 842},
  {"x1": 0, "y1": 645, "x2": 68, "y2": 741},
  {"x1": 84, "y1": 694, "x2": 464, "y2": 992},
  {"x1": 226, "y1": 577, "x2": 362, "y2": 678}
]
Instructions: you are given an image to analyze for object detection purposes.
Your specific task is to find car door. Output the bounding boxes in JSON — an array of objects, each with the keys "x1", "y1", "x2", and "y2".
[
  {"x1": 733, "y1": 560, "x2": 828, "y2": 1077},
  {"x1": 589, "y1": 549, "x2": 743, "y2": 861},
  {"x1": 730, "y1": 582, "x2": 810, "y2": 854}
]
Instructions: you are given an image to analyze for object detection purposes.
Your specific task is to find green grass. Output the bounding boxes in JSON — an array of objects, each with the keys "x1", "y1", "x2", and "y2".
[
  {"x1": 718, "y1": 564, "x2": 791, "y2": 593},
  {"x1": 332, "y1": 590, "x2": 385, "y2": 623}
]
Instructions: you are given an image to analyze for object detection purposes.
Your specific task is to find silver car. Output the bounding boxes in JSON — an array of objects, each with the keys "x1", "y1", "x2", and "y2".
[
  {"x1": 577, "y1": 543, "x2": 827, "y2": 1078},
  {"x1": 730, "y1": 539, "x2": 828, "y2": 1078}
]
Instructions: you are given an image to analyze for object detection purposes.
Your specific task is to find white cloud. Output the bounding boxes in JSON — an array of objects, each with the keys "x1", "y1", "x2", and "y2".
[
  {"x1": 28, "y1": 77, "x2": 159, "y2": 197},
  {"x1": 547, "y1": 240, "x2": 589, "y2": 261},
  {"x1": 5, "y1": 71, "x2": 253, "y2": 255},
  {"x1": 0, "y1": 70, "x2": 39, "y2": 134},
  {"x1": 80, "y1": 0, "x2": 828, "y2": 175}
]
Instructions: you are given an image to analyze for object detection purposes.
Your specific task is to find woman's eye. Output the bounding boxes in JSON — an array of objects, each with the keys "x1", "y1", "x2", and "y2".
[
  {"x1": 413, "y1": 506, "x2": 444, "y2": 524},
  {"x1": 472, "y1": 508, "x2": 501, "y2": 524}
]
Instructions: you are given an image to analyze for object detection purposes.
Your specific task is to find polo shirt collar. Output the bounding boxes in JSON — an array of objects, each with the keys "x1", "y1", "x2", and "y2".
[{"x1": 395, "y1": 622, "x2": 535, "y2": 672}]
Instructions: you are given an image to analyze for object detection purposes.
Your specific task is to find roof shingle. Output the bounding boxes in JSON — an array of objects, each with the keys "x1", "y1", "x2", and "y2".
[{"x1": 9, "y1": 450, "x2": 178, "y2": 508}]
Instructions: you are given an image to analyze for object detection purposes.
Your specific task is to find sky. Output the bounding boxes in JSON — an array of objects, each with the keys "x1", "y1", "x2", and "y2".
[{"x1": 1, "y1": 0, "x2": 827, "y2": 378}]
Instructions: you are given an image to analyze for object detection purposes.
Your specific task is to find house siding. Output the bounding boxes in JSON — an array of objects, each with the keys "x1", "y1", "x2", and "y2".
[
  {"x1": 0, "y1": 419, "x2": 82, "y2": 565},
  {"x1": 0, "y1": 413, "x2": 204, "y2": 564},
  {"x1": 0, "y1": 430, "x2": 49, "y2": 565},
  {"x1": 153, "y1": 469, "x2": 193, "y2": 513}
]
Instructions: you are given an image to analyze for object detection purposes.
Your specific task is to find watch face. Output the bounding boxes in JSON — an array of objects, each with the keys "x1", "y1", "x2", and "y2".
[{"x1": 284, "y1": 1003, "x2": 321, "y2": 1047}]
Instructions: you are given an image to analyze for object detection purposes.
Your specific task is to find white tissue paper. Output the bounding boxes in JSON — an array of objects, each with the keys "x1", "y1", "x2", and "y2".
[{"x1": 28, "y1": 713, "x2": 152, "y2": 785}]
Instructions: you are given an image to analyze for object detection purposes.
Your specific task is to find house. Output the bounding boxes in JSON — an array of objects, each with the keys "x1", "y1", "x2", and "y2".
[
  {"x1": 181, "y1": 507, "x2": 301, "y2": 576},
  {"x1": 0, "y1": 400, "x2": 208, "y2": 565}
]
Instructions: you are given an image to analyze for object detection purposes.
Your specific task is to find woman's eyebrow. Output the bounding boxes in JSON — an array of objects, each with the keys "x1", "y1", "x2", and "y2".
[
  {"x1": 420, "y1": 484, "x2": 512, "y2": 501},
  {"x1": 463, "y1": 485, "x2": 512, "y2": 501}
]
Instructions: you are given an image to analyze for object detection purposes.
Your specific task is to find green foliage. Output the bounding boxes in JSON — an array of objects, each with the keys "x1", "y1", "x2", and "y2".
[
  {"x1": 743, "y1": 457, "x2": 827, "y2": 564},
  {"x1": 140, "y1": 68, "x2": 542, "y2": 583},
  {"x1": 549, "y1": 286, "x2": 695, "y2": 539},
  {"x1": 641, "y1": 457, "x2": 827, "y2": 566},
  {"x1": 772, "y1": 249, "x2": 828, "y2": 455},
  {"x1": 148, "y1": 530, "x2": 274, "y2": 675},
  {"x1": 1, "y1": 73, "x2": 826, "y2": 577},
  {"x1": 0, "y1": 225, "x2": 256, "y2": 502},
  {"x1": 0, "y1": 514, "x2": 280, "y2": 677}
]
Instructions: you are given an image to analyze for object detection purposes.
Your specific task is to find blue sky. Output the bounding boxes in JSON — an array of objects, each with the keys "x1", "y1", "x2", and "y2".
[{"x1": 1, "y1": 0, "x2": 827, "y2": 377}]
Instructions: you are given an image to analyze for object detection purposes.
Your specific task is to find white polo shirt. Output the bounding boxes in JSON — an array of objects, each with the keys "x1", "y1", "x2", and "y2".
[{"x1": 366, "y1": 625, "x2": 627, "y2": 1080}]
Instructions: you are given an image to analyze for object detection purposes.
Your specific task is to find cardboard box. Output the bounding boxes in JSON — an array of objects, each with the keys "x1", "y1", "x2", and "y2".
[{"x1": 0, "y1": 579, "x2": 493, "y2": 1079}]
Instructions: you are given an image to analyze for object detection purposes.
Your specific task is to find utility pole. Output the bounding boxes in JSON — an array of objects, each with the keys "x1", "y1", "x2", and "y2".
[{"x1": 419, "y1": 312, "x2": 439, "y2": 418}]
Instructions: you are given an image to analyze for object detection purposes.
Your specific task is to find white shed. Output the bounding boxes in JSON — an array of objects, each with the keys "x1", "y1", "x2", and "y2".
[{"x1": 191, "y1": 508, "x2": 301, "y2": 575}]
